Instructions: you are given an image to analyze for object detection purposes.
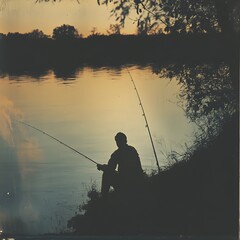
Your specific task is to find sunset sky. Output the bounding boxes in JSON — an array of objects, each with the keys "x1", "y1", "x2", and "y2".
[{"x1": 0, "y1": 0, "x2": 136, "y2": 36}]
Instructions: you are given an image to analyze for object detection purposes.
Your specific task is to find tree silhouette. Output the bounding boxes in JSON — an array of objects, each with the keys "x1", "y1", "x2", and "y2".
[
  {"x1": 52, "y1": 24, "x2": 80, "y2": 40},
  {"x1": 31, "y1": 0, "x2": 240, "y2": 34},
  {"x1": 98, "y1": 0, "x2": 239, "y2": 34},
  {"x1": 89, "y1": 27, "x2": 102, "y2": 37},
  {"x1": 0, "y1": 33, "x2": 5, "y2": 40},
  {"x1": 152, "y1": 63, "x2": 238, "y2": 141},
  {"x1": 27, "y1": 29, "x2": 49, "y2": 39},
  {"x1": 107, "y1": 24, "x2": 121, "y2": 35},
  {"x1": 6, "y1": 32, "x2": 25, "y2": 40}
]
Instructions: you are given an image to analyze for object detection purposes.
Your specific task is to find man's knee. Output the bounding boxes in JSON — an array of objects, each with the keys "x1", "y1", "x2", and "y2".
[
  {"x1": 102, "y1": 170, "x2": 116, "y2": 180},
  {"x1": 102, "y1": 171, "x2": 119, "y2": 190}
]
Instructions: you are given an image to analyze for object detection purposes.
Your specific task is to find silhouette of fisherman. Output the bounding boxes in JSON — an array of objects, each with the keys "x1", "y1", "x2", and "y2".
[{"x1": 97, "y1": 132, "x2": 143, "y2": 196}]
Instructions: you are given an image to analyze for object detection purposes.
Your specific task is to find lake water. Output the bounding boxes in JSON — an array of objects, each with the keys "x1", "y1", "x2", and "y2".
[{"x1": 0, "y1": 65, "x2": 197, "y2": 234}]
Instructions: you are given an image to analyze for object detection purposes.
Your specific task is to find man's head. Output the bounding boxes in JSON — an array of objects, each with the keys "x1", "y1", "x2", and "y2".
[{"x1": 115, "y1": 132, "x2": 127, "y2": 148}]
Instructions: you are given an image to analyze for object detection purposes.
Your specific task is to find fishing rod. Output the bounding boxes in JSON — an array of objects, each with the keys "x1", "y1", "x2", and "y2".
[
  {"x1": 17, "y1": 120, "x2": 99, "y2": 165},
  {"x1": 127, "y1": 68, "x2": 161, "y2": 173}
]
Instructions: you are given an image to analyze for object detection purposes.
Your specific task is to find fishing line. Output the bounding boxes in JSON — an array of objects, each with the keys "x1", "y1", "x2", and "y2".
[
  {"x1": 127, "y1": 68, "x2": 161, "y2": 173},
  {"x1": 17, "y1": 120, "x2": 99, "y2": 165}
]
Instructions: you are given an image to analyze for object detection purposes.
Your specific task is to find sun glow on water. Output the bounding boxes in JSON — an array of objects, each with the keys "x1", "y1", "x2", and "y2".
[{"x1": 0, "y1": 65, "x2": 196, "y2": 234}]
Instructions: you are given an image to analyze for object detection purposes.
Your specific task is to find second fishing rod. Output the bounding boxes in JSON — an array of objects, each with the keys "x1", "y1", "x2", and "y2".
[
  {"x1": 18, "y1": 69, "x2": 160, "y2": 172},
  {"x1": 127, "y1": 68, "x2": 161, "y2": 173}
]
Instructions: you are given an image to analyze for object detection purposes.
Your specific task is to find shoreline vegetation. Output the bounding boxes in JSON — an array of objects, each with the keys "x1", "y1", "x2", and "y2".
[
  {"x1": 67, "y1": 113, "x2": 238, "y2": 237},
  {"x1": 0, "y1": 32, "x2": 239, "y2": 72}
]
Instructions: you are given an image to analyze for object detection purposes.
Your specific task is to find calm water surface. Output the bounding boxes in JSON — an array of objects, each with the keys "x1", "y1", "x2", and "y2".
[{"x1": 0, "y1": 65, "x2": 196, "y2": 234}]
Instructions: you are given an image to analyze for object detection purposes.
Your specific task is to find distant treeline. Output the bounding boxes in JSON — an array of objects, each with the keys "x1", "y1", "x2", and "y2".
[{"x1": 0, "y1": 32, "x2": 239, "y2": 72}]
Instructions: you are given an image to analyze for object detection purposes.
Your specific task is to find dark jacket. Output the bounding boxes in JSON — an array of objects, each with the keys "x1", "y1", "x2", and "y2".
[{"x1": 107, "y1": 144, "x2": 143, "y2": 179}]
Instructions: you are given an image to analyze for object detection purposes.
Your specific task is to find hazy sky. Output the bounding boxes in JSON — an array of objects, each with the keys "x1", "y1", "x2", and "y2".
[{"x1": 0, "y1": 0, "x2": 136, "y2": 36}]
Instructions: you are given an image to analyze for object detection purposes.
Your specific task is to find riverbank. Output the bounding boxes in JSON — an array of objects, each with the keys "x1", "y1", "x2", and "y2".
[{"x1": 67, "y1": 113, "x2": 239, "y2": 237}]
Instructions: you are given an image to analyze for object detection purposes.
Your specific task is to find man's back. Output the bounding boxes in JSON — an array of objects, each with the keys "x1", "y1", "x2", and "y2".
[{"x1": 109, "y1": 145, "x2": 143, "y2": 178}]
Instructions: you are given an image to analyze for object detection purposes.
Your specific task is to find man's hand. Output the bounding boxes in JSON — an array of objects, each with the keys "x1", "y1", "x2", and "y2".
[{"x1": 97, "y1": 164, "x2": 108, "y2": 172}]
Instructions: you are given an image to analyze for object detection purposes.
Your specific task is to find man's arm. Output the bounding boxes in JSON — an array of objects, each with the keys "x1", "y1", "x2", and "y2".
[
  {"x1": 97, "y1": 164, "x2": 108, "y2": 171},
  {"x1": 97, "y1": 151, "x2": 118, "y2": 172},
  {"x1": 107, "y1": 151, "x2": 118, "y2": 171}
]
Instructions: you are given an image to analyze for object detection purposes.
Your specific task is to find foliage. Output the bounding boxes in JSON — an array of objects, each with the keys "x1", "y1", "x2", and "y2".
[
  {"x1": 160, "y1": 0, "x2": 220, "y2": 34},
  {"x1": 0, "y1": 33, "x2": 5, "y2": 40},
  {"x1": 21, "y1": 0, "x2": 240, "y2": 34},
  {"x1": 52, "y1": 24, "x2": 80, "y2": 40},
  {"x1": 153, "y1": 63, "x2": 238, "y2": 147},
  {"x1": 98, "y1": 0, "x2": 239, "y2": 34},
  {"x1": 107, "y1": 24, "x2": 121, "y2": 35},
  {"x1": 0, "y1": 29, "x2": 49, "y2": 40},
  {"x1": 68, "y1": 112, "x2": 239, "y2": 236},
  {"x1": 26, "y1": 29, "x2": 49, "y2": 39},
  {"x1": 88, "y1": 27, "x2": 102, "y2": 37}
]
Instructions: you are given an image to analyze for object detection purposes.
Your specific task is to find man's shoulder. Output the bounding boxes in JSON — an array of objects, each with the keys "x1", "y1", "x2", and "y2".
[
  {"x1": 126, "y1": 145, "x2": 138, "y2": 154},
  {"x1": 112, "y1": 145, "x2": 138, "y2": 156},
  {"x1": 111, "y1": 149, "x2": 120, "y2": 157},
  {"x1": 127, "y1": 145, "x2": 136, "y2": 150}
]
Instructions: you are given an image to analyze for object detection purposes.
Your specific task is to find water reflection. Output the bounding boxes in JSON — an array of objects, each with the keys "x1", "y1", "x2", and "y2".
[
  {"x1": 0, "y1": 67, "x2": 50, "y2": 81},
  {"x1": 0, "y1": 64, "x2": 152, "y2": 83},
  {"x1": 0, "y1": 62, "x2": 237, "y2": 234},
  {"x1": 53, "y1": 64, "x2": 83, "y2": 81},
  {"x1": 0, "y1": 96, "x2": 42, "y2": 234},
  {"x1": 152, "y1": 62, "x2": 237, "y2": 144}
]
